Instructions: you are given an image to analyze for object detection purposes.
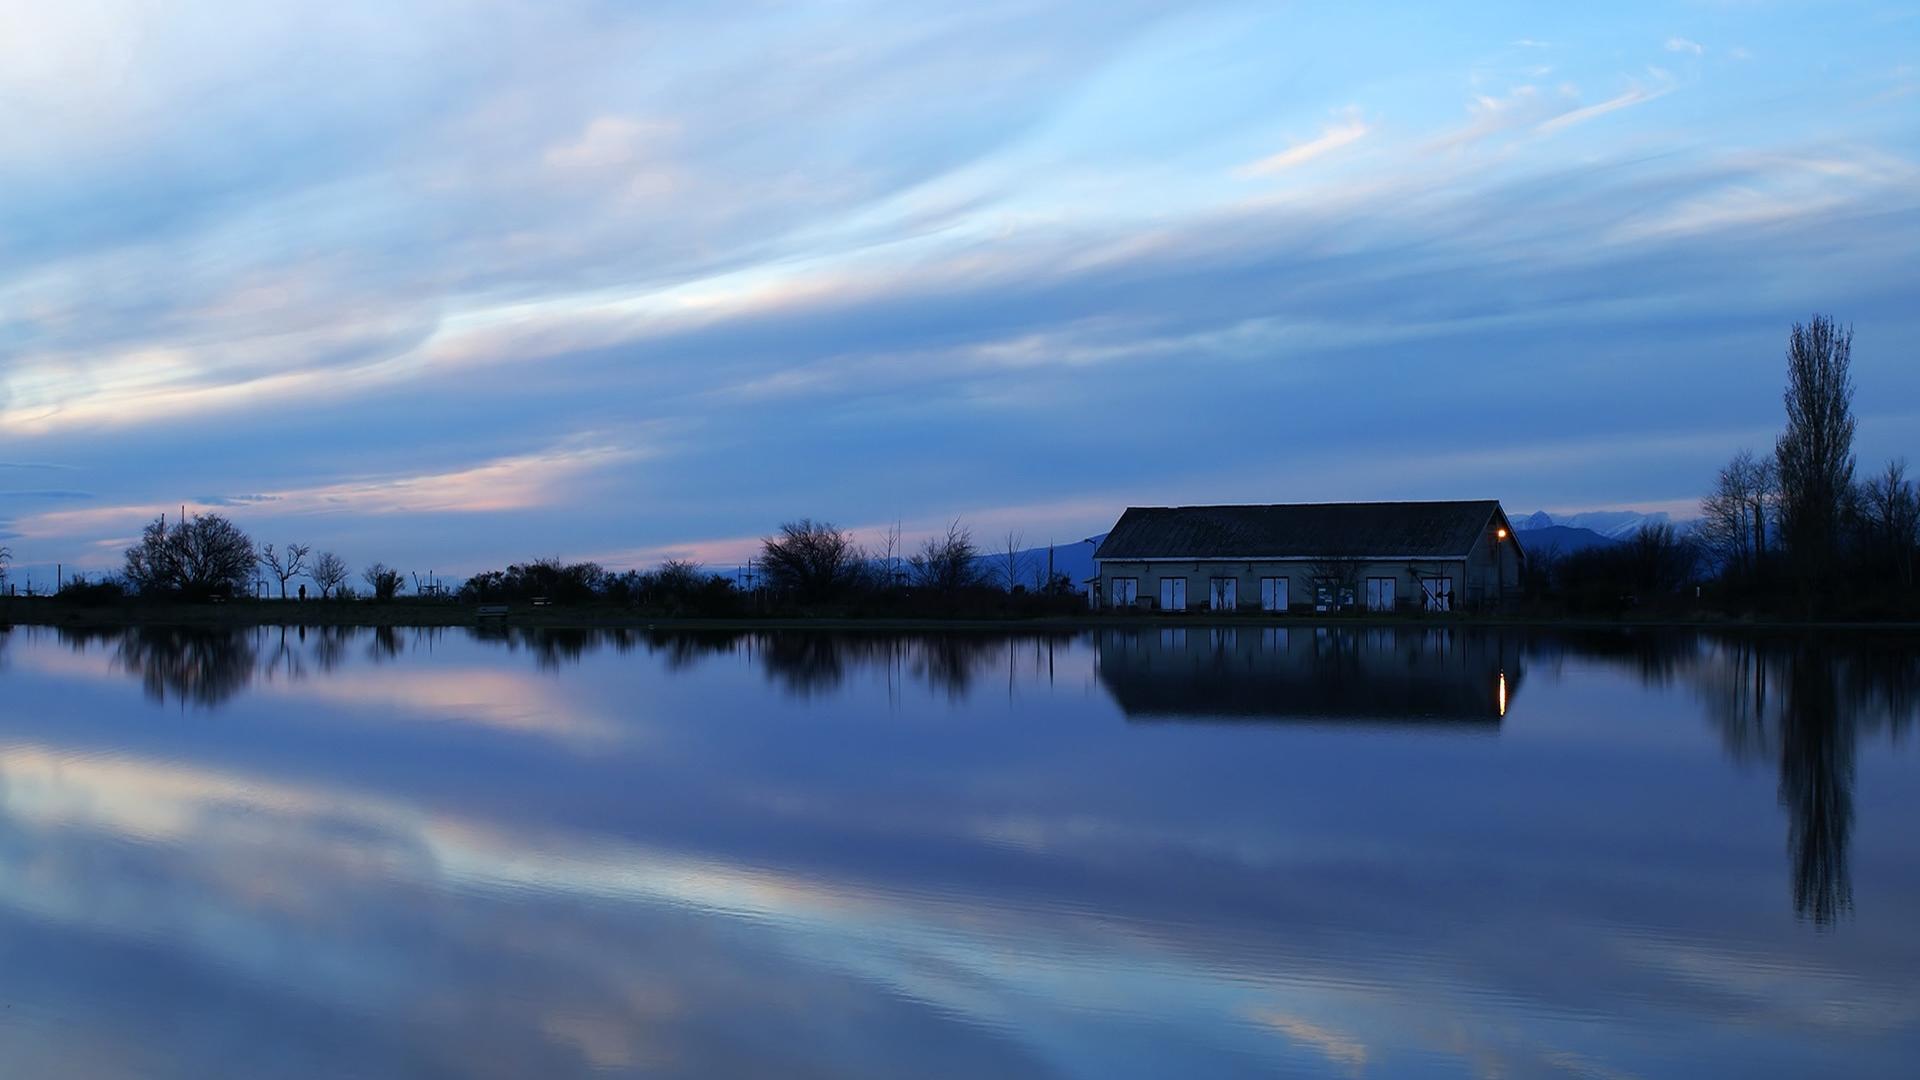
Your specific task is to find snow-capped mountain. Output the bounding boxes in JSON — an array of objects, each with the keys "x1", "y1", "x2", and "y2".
[{"x1": 1517, "y1": 510, "x2": 1675, "y2": 540}]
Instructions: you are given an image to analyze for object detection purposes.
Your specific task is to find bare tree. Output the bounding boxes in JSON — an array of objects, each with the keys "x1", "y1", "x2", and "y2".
[
  {"x1": 759, "y1": 519, "x2": 863, "y2": 601},
  {"x1": 1623, "y1": 522, "x2": 1702, "y2": 594},
  {"x1": 257, "y1": 542, "x2": 311, "y2": 599},
  {"x1": 1776, "y1": 315, "x2": 1856, "y2": 595},
  {"x1": 1856, "y1": 459, "x2": 1919, "y2": 589},
  {"x1": 362, "y1": 562, "x2": 406, "y2": 601},
  {"x1": 124, "y1": 513, "x2": 257, "y2": 599},
  {"x1": 909, "y1": 519, "x2": 983, "y2": 593},
  {"x1": 1307, "y1": 553, "x2": 1364, "y2": 611},
  {"x1": 1701, "y1": 450, "x2": 1775, "y2": 578},
  {"x1": 310, "y1": 551, "x2": 349, "y2": 598},
  {"x1": 877, "y1": 521, "x2": 904, "y2": 591},
  {"x1": 996, "y1": 530, "x2": 1029, "y2": 592},
  {"x1": 0, "y1": 545, "x2": 10, "y2": 591}
]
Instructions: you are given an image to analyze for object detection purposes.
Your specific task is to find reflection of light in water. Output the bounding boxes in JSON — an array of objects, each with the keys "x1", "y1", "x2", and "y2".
[{"x1": 1498, "y1": 670, "x2": 1507, "y2": 717}]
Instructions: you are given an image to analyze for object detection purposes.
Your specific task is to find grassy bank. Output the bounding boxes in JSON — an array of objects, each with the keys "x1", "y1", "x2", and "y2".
[{"x1": 3, "y1": 596, "x2": 1917, "y2": 633}]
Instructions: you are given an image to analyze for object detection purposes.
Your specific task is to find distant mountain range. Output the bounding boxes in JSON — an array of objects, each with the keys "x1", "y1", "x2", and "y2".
[
  {"x1": 1510, "y1": 524, "x2": 1617, "y2": 557},
  {"x1": 1516, "y1": 509, "x2": 1670, "y2": 539},
  {"x1": 993, "y1": 535, "x2": 1104, "y2": 586}
]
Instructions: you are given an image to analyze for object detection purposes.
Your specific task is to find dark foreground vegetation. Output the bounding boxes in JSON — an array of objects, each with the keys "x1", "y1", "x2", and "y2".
[
  {"x1": 1516, "y1": 316, "x2": 1916, "y2": 620},
  {"x1": 2, "y1": 315, "x2": 1911, "y2": 627}
]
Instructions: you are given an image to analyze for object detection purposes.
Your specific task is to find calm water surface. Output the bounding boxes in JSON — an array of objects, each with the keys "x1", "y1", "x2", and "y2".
[{"x1": 0, "y1": 624, "x2": 1915, "y2": 1078}]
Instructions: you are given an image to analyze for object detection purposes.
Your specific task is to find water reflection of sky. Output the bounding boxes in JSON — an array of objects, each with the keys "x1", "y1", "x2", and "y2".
[{"x1": 0, "y1": 625, "x2": 1916, "y2": 1078}]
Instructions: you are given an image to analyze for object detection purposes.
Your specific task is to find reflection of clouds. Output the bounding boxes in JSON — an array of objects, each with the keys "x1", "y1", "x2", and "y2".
[
  {"x1": 255, "y1": 666, "x2": 625, "y2": 747},
  {"x1": 1239, "y1": 1009, "x2": 1368, "y2": 1075},
  {"x1": 3, "y1": 630, "x2": 1920, "y2": 1076},
  {"x1": 1618, "y1": 933, "x2": 1919, "y2": 1035},
  {"x1": 3, "y1": 731, "x2": 1915, "y2": 1079},
  {"x1": 0, "y1": 745, "x2": 1040, "y2": 1075}
]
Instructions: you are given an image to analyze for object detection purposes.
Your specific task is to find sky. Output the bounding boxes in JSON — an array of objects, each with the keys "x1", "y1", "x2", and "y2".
[{"x1": 1, "y1": 0, "x2": 1916, "y2": 584}]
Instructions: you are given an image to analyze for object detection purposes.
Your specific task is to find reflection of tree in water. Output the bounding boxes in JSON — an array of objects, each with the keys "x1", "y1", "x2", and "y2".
[
  {"x1": 1780, "y1": 644, "x2": 1852, "y2": 925},
  {"x1": 61, "y1": 626, "x2": 260, "y2": 708},
  {"x1": 367, "y1": 625, "x2": 404, "y2": 663},
  {"x1": 258, "y1": 625, "x2": 308, "y2": 684},
  {"x1": 445, "y1": 627, "x2": 1044, "y2": 700},
  {"x1": 471, "y1": 627, "x2": 606, "y2": 671},
  {"x1": 1667, "y1": 633, "x2": 1920, "y2": 926},
  {"x1": 1527, "y1": 629, "x2": 1702, "y2": 689},
  {"x1": 755, "y1": 633, "x2": 853, "y2": 696},
  {"x1": 643, "y1": 630, "x2": 742, "y2": 670},
  {"x1": 752, "y1": 632, "x2": 1031, "y2": 700},
  {"x1": 311, "y1": 626, "x2": 356, "y2": 673}
]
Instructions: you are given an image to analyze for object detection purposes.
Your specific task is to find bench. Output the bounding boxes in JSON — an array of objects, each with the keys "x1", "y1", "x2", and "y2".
[{"x1": 475, "y1": 604, "x2": 510, "y2": 618}]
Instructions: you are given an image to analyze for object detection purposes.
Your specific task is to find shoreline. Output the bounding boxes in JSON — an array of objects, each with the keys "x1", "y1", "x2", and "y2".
[{"x1": 3, "y1": 599, "x2": 1916, "y2": 633}]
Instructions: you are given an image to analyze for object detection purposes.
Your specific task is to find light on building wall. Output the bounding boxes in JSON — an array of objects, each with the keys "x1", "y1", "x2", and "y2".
[{"x1": 1496, "y1": 527, "x2": 1508, "y2": 540}]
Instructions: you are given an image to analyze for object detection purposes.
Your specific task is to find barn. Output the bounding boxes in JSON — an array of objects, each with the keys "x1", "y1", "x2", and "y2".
[{"x1": 1091, "y1": 500, "x2": 1524, "y2": 613}]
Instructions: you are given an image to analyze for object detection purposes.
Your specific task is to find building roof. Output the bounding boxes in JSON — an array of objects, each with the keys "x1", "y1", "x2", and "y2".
[{"x1": 1092, "y1": 500, "x2": 1514, "y2": 561}]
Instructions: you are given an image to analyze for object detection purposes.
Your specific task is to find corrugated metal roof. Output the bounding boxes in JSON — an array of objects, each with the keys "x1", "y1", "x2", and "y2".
[{"x1": 1092, "y1": 500, "x2": 1507, "y2": 561}]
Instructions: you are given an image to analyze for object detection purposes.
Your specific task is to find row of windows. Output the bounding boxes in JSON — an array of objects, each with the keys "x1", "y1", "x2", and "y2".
[{"x1": 1107, "y1": 575, "x2": 1454, "y2": 612}]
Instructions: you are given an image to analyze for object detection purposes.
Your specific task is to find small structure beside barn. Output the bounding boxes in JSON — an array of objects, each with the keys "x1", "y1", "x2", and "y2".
[{"x1": 1091, "y1": 500, "x2": 1523, "y2": 613}]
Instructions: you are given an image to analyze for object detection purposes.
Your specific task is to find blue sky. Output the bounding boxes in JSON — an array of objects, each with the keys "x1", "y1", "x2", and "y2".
[{"x1": 1, "y1": 1, "x2": 1916, "y2": 581}]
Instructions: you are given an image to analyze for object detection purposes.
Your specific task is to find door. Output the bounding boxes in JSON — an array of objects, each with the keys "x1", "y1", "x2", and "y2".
[
  {"x1": 1210, "y1": 577, "x2": 1238, "y2": 611},
  {"x1": 1421, "y1": 576, "x2": 1452, "y2": 612},
  {"x1": 1260, "y1": 577, "x2": 1289, "y2": 612},
  {"x1": 1366, "y1": 577, "x2": 1395, "y2": 613},
  {"x1": 1160, "y1": 577, "x2": 1186, "y2": 611},
  {"x1": 1109, "y1": 577, "x2": 1138, "y2": 607}
]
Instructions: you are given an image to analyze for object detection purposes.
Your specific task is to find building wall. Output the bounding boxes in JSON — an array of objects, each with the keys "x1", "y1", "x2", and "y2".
[
  {"x1": 1463, "y1": 521, "x2": 1525, "y2": 607},
  {"x1": 1095, "y1": 514, "x2": 1524, "y2": 613},
  {"x1": 1095, "y1": 558, "x2": 1450, "y2": 611}
]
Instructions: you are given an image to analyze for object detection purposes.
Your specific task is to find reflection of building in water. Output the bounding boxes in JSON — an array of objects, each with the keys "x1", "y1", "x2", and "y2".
[{"x1": 1095, "y1": 625, "x2": 1521, "y2": 723}]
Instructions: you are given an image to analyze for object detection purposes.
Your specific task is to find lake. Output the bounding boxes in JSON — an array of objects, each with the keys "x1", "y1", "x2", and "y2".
[{"x1": 0, "y1": 623, "x2": 1915, "y2": 1078}]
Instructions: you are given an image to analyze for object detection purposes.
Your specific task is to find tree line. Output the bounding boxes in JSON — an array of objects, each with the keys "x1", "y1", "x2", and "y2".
[
  {"x1": 1532, "y1": 315, "x2": 1917, "y2": 617},
  {"x1": 24, "y1": 507, "x2": 1076, "y2": 619}
]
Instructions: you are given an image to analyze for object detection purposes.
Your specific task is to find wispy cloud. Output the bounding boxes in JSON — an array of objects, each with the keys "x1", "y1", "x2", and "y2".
[
  {"x1": 0, "y1": 3, "x2": 1913, "y2": 574},
  {"x1": 12, "y1": 440, "x2": 644, "y2": 541},
  {"x1": 1234, "y1": 109, "x2": 1370, "y2": 178},
  {"x1": 1665, "y1": 37, "x2": 1706, "y2": 57},
  {"x1": 1535, "y1": 78, "x2": 1673, "y2": 136}
]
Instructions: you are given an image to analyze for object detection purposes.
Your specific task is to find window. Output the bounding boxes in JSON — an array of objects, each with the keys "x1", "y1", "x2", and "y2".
[
  {"x1": 1209, "y1": 577, "x2": 1238, "y2": 610},
  {"x1": 1109, "y1": 577, "x2": 1138, "y2": 607},
  {"x1": 1260, "y1": 577, "x2": 1289, "y2": 612},
  {"x1": 1365, "y1": 577, "x2": 1396, "y2": 613},
  {"x1": 1315, "y1": 580, "x2": 1356, "y2": 612},
  {"x1": 1160, "y1": 577, "x2": 1187, "y2": 611},
  {"x1": 1420, "y1": 576, "x2": 1453, "y2": 612}
]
